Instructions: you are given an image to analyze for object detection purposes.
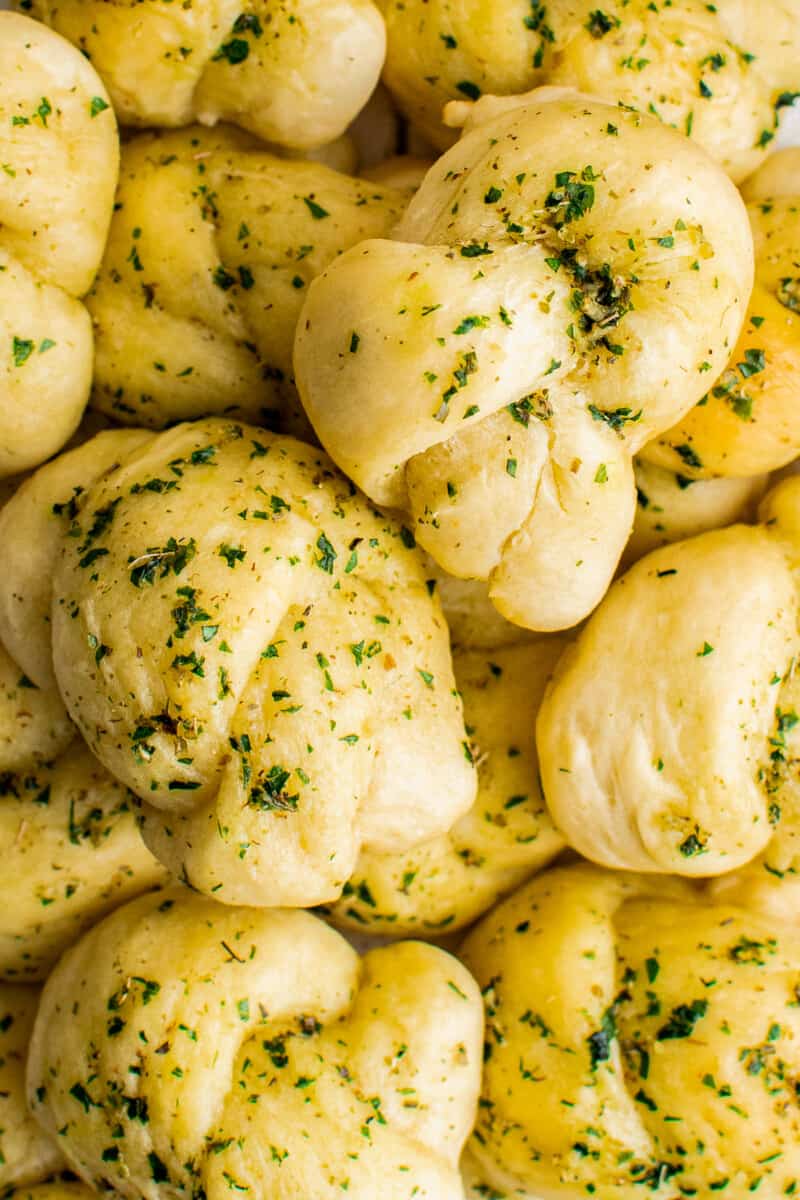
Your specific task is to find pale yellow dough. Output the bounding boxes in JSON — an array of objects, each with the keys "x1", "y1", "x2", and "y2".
[
  {"x1": 0, "y1": 984, "x2": 65, "y2": 1187},
  {"x1": 378, "y1": 0, "x2": 800, "y2": 181},
  {"x1": 623, "y1": 458, "x2": 767, "y2": 567},
  {"x1": 362, "y1": 155, "x2": 434, "y2": 193},
  {"x1": 0, "y1": 433, "x2": 169, "y2": 977},
  {"x1": 0, "y1": 640, "x2": 73, "y2": 773},
  {"x1": 49, "y1": 419, "x2": 476, "y2": 906},
  {"x1": 88, "y1": 127, "x2": 406, "y2": 434},
  {"x1": 427, "y1": 558, "x2": 538, "y2": 649},
  {"x1": 645, "y1": 148, "x2": 800, "y2": 478},
  {"x1": 348, "y1": 83, "x2": 400, "y2": 171},
  {"x1": 537, "y1": 473, "x2": 800, "y2": 876},
  {"x1": 25, "y1": 0, "x2": 385, "y2": 150},
  {"x1": 0, "y1": 429, "x2": 154, "y2": 691},
  {"x1": 461, "y1": 861, "x2": 800, "y2": 1200},
  {"x1": 708, "y1": 854, "x2": 800, "y2": 923},
  {"x1": 28, "y1": 888, "x2": 482, "y2": 1200},
  {"x1": 295, "y1": 88, "x2": 753, "y2": 631},
  {"x1": 329, "y1": 639, "x2": 566, "y2": 935},
  {"x1": 0, "y1": 738, "x2": 166, "y2": 981},
  {"x1": 0, "y1": 13, "x2": 119, "y2": 477}
]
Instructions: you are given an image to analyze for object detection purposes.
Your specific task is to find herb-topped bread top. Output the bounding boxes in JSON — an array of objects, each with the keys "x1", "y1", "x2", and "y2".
[
  {"x1": 537, "y1": 473, "x2": 800, "y2": 878},
  {"x1": 28, "y1": 889, "x2": 482, "y2": 1200},
  {"x1": 295, "y1": 87, "x2": 753, "y2": 631},
  {"x1": 45, "y1": 419, "x2": 476, "y2": 907},
  {"x1": 26, "y1": 0, "x2": 386, "y2": 150},
  {"x1": 645, "y1": 147, "x2": 800, "y2": 480},
  {"x1": 377, "y1": 0, "x2": 800, "y2": 181},
  {"x1": 461, "y1": 860, "x2": 800, "y2": 1199}
]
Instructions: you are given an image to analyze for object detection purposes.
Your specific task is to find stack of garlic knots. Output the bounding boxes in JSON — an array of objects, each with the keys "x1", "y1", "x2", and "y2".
[{"x1": 0, "y1": 2, "x2": 799, "y2": 1198}]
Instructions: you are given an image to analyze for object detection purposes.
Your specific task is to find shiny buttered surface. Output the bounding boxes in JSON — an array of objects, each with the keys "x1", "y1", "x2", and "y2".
[
  {"x1": 88, "y1": 127, "x2": 406, "y2": 435},
  {"x1": 645, "y1": 148, "x2": 800, "y2": 479},
  {"x1": 25, "y1": 0, "x2": 386, "y2": 150},
  {"x1": 28, "y1": 888, "x2": 483, "y2": 1200},
  {"x1": 0, "y1": 13, "x2": 118, "y2": 478},
  {"x1": 295, "y1": 89, "x2": 753, "y2": 632},
  {"x1": 461, "y1": 862, "x2": 800, "y2": 1200},
  {"x1": 537, "y1": 474, "x2": 800, "y2": 878},
  {"x1": 48, "y1": 421, "x2": 475, "y2": 906},
  {"x1": 378, "y1": 0, "x2": 800, "y2": 180}
]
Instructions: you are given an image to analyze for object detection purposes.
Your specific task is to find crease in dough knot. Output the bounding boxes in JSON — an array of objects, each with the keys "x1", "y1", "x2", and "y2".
[{"x1": 326, "y1": 636, "x2": 567, "y2": 937}]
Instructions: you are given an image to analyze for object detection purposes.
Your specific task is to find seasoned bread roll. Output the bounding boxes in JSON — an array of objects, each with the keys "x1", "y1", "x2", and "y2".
[
  {"x1": 378, "y1": 0, "x2": 800, "y2": 180},
  {"x1": 295, "y1": 88, "x2": 753, "y2": 630},
  {"x1": 623, "y1": 458, "x2": 768, "y2": 566},
  {"x1": 0, "y1": 640, "x2": 73, "y2": 773},
  {"x1": 0, "y1": 13, "x2": 118, "y2": 477},
  {"x1": 645, "y1": 149, "x2": 800, "y2": 479},
  {"x1": 29, "y1": 889, "x2": 482, "y2": 1200},
  {"x1": 537, "y1": 474, "x2": 800, "y2": 877},
  {"x1": 0, "y1": 984, "x2": 66, "y2": 1187},
  {"x1": 25, "y1": 0, "x2": 386, "y2": 151},
  {"x1": 88, "y1": 128, "x2": 406, "y2": 434},
  {"x1": 0, "y1": 738, "x2": 166, "y2": 981},
  {"x1": 44, "y1": 420, "x2": 475, "y2": 906},
  {"x1": 461, "y1": 861, "x2": 800, "y2": 1199},
  {"x1": 0, "y1": 429, "x2": 153, "y2": 691}
]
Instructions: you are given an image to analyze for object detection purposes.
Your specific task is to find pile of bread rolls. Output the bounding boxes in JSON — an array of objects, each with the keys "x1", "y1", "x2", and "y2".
[{"x1": 1, "y1": 3, "x2": 799, "y2": 1196}]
